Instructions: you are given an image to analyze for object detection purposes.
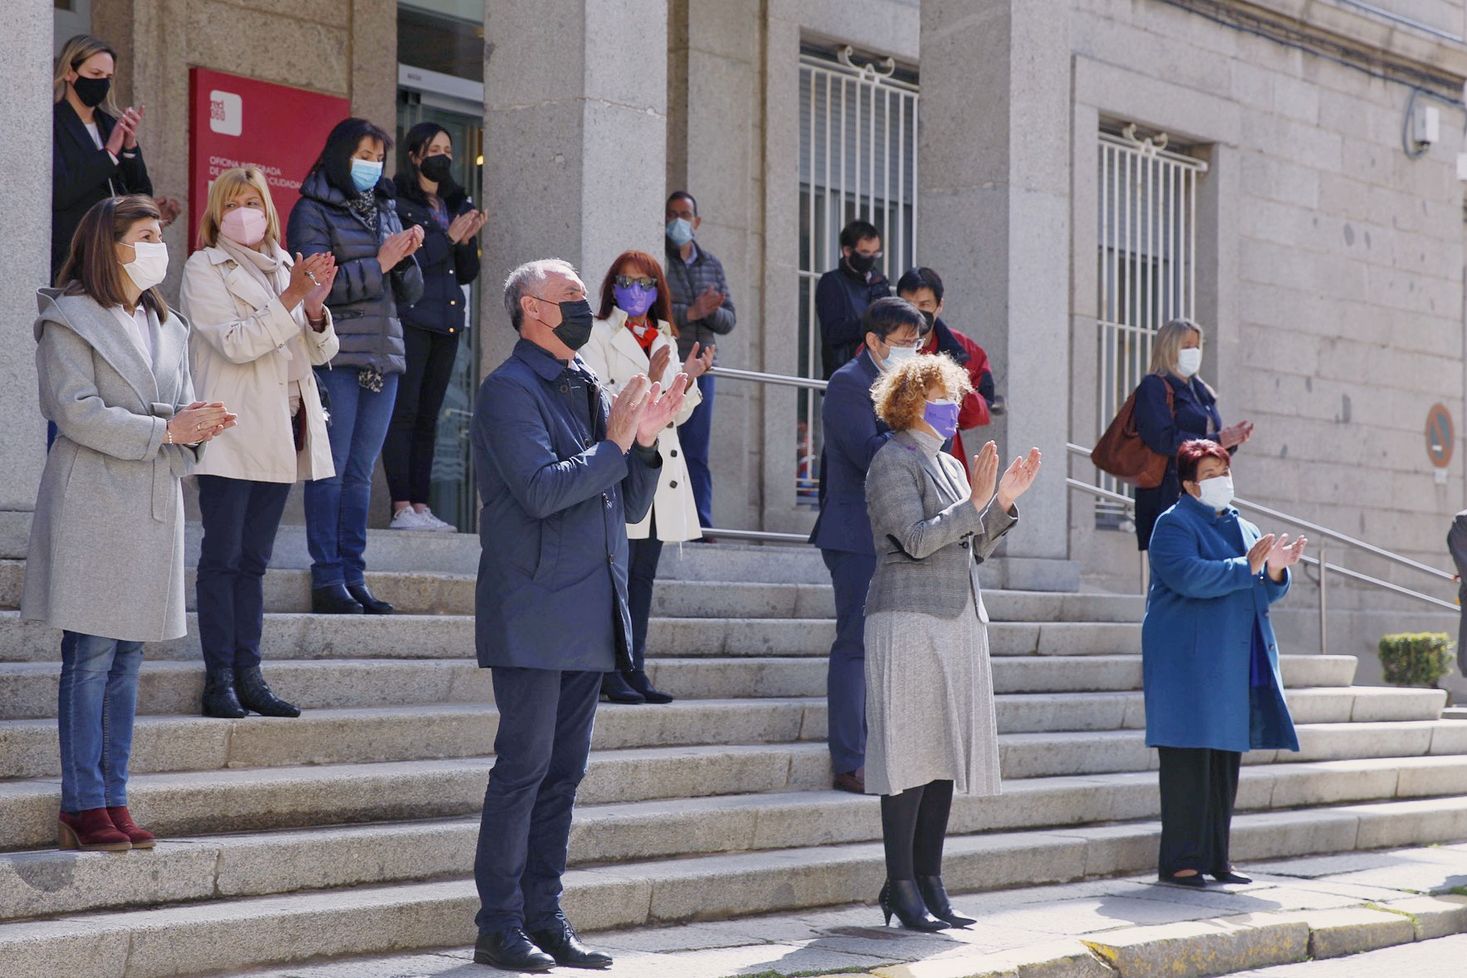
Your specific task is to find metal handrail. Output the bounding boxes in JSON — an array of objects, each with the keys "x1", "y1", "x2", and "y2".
[
  {"x1": 1065, "y1": 442, "x2": 1454, "y2": 581},
  {"x1": 709, "y1": 366, "x2": 828, "y2": 392}
]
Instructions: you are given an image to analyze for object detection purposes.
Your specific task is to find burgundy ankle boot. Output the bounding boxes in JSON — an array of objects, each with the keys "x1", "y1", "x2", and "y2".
[
  {"x1": 106, "y1": 806, "x2": 156, "y2": 849},
  {"x1": 58, "y1": 809, "x2": 131, "y2": 852}
]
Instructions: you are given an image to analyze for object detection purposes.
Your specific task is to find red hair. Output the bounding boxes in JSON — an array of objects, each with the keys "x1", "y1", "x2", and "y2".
[
  {"x1": 596, "y1": 250, "x2": 676, "y2": 336},
  {"x1": 1177, "y1": 439, "x2": 1231, "y2": 484}
]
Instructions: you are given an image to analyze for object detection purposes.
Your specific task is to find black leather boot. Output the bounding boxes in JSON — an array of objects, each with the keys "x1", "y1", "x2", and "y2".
[
  {"x1": 202, "y1": 669, "x2": 246, "y2": 719},
  {"x1": 235, "y1": 665, "x2": 301, "y2": 718},
  {"x1": 916, "y1": 875, "x2": 976, "y2": 927},
  {"x1": 473, "y1": 929, "x2": 555, "y2": 972},
  {"x1": 311, "y1": 585, "x2": 363, "y2": 614},
  {"x1": 878, "y1": 878, "x2": 948, "y2": 932},
  {"x1": 625, "y1": 668, "x2": 673, "y2": 704},
  {"x1": 600, "y1": 671, "x2": 645, "y2": 704},
  {"x1": 346, "y1": 583, "x2": 394, "y2": 615}
]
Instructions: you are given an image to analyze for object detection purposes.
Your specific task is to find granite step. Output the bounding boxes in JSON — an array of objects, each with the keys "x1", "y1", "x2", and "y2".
[
  {"x1": 4, "y1": 719, "x2": 1465, "y2": 851},
  {"x1": 2, "y1": 684, "x2": 1440, "y2": 776},
  {"x1": 3, "y1": 796, "x2": 1466, "y2": 978},
  {"x1": 4, "y1": 754, "x2": 1467, "y2": 923},
  {"x1": 0, "y1": 611, "x2": 1145, "y2": 662}
]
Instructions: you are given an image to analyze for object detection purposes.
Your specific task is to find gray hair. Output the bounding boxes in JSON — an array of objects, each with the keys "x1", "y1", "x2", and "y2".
[{"x1": 503, "y1": 258, "x2": 578, "y2": 330}]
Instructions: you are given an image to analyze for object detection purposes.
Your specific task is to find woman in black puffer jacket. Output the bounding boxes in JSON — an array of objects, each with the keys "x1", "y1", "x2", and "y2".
[
  {"x1": 384, "y1": 122, "x2": 486, "y2": 533},
  {"x1": 286, "y1": 117, "x2": 425, "y2": 616}
]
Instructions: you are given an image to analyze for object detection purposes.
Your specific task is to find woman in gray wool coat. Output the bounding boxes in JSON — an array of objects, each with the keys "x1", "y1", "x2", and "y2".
[
  {"x1": 24, "y1": 194, "x2": 236, "y2": 852},
  {"x1": 863, "y1": 352, "x2": 1041, "y2": 932}
]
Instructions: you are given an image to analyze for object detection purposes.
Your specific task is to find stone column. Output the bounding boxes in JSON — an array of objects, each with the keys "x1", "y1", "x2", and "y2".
[
  {"x1": 918, "y1": 0, "x2": 1078, "y2": 589},
  {"x1": 480, "y1": 0, "x2": 668, "y2": 376},
  {"x1": 0, "y1": 4, "x2": 52, "y2": 549}
]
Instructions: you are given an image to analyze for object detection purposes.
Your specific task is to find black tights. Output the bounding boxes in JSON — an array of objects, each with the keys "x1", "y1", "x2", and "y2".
[{"x1": 879, "y1": 779, "x2": 955, "y2": 880}]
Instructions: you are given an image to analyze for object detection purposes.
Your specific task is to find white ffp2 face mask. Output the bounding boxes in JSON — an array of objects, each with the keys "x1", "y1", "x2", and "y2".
[
  {"x1": 121, "y1": 241, "x2": 169, "y2": 292},
  {"x1": 1176, "y1": 347, "x2": 1203, "y2": 378},
  {"x1": 1196, "y1": 473, "x2": 1234, "y2": 511},
  {"x1": 882, "y1": 344, "x2": 919, "y2": 371}
]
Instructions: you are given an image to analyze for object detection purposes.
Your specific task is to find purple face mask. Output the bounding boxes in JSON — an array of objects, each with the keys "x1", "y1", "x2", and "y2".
[
  {"x1": 923, "y1": 399, "x2": 960, "y2": 440},
  {"x1": 614, "y1": 283, "x2": 657, "y2": 318}
]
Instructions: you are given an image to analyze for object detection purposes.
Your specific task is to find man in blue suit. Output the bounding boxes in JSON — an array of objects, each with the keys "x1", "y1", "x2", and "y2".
[
  {"x1": 471, "y1": 258, "x2": 688, "y2": 972},
  {"x1": 810, "y1": 297, "x2": 930, "y2": 793}
]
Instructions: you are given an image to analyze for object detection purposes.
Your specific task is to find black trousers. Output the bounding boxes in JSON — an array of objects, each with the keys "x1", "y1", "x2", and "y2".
[
  {"x1": 624, "y1": 531, "x2": 664, "y2": 672},
  {"x1": 1156, "y1": 746, "x2": 1242, "y2": 878},
  {"x1": 383, "y1": 325, "x2": 460, "y2": 504},
  {"x1": 196, "y1": 476, "x2": 292, "y2": 673},
  {"x1": 879, "y1": 779, "x2": 954, "y2": 880}
]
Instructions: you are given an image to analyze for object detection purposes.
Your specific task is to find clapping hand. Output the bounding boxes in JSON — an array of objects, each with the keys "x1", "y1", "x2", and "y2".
[
  {"x1": 154, "y1": 195, "x2": 183, "y2": 228},
  {"x1": 447, "y1": 209, "x2": 487, "y2": 244},
  {"x1": 1246, "y1": 534, "x2": 1276, "y2": 576},
  {"x1": 377, "y1": 226, "x2": 425, "y2": 273},
  {"x1": 1219, "y1": 420, "x2": 1255, "y2": 449},
  {"x1": 683, "y1": 341, "x2": 715, "y2": 380},
  {"x1": 636, "y1": 374, "x2": 691, "y2": 447},
  {"x1": 688, "y1": 285, "x2": 723, "y2": 321},
  {"x1": 648, "y1": 344, "x2": 672, "y2": 383},
  {"x1": 969, "y1": 441, "x2": 1000, "y2": 512},
  {"x1": 167, "y1": 401, "x2": 238, "y2": 446},
  {"x1": 1265, "y1": 533, "x2": 1307, "y2": 580},
  {"x1": 300, "y1": 253, "x2": 337, "y2": 320},
  {"x1": 996, "y1": 448, "x2": 1043, "y2": 512},
  {"x1": 606, "y1": 375, "x2": 652, "y2": 453},
  {"x1": 104, "y1": 106, "x2": 143, "y2": 157}
]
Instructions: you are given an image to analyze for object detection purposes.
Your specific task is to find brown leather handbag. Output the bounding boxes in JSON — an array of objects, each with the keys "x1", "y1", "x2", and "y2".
[{"x1": 1091, "y1": 380, "x2": 1174, "y2": 489}]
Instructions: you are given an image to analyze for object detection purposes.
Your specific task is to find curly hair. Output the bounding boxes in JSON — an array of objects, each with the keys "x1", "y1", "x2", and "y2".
[{"x1": 871, "y1": 354, "x2": 973, "y2": 431}]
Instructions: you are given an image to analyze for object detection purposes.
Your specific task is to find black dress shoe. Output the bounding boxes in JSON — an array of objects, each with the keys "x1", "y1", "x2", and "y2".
[
  {"x1": 235, "y1": 665, "x2": 301, "y2": 718},
  {"x1": 916, "y1": 874, "x2": 977, "y2": 928},
  {"x1": 527, "y1": 916, "x2": 613, "y2": 970},
  {"x1": 625, "y1": 668, "x2": 673, "y2": 704},
  {"x1": 832, "y1": 768, "x2": 865, "y2": 794},
  {"x1": 473, "y1": 929, "x2": 555, "y2": 972},
  {"x1": 311, "y1": 585, "x2": 364, "y2": 615},
  {"x1": 346, "y1": 584, "x2": 394, "y2": 615},
  {"x1": 600, "y1": 671, "x2": 645, "y2": 704},
  {"x1": 201, "y1": 669, "x2": 246, "y2": 719},
  {"x1": 1210, "y1": 869, "x2": 1253, "y2": 885},
  {"x1": 1159, "y1": 871, "x2": 1208, "y2": 889}
]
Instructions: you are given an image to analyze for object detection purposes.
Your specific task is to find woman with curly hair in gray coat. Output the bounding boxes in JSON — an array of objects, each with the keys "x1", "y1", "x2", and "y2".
[{"x1": 863, "y1": 351, "x2": 1041, "y2": 931}]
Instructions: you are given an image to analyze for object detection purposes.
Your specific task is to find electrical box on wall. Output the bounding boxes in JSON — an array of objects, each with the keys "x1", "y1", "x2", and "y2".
[{"x1": 1413, "y1": 104, "x2": 1440, "y2": 147}]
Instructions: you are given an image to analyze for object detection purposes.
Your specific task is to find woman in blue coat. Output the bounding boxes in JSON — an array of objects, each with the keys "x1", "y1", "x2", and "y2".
[
  {"x1": 1142, "y1": 439, "x2": 1306, "y2": 887},
  {"x1": 1133, "y1": 319, "x2": 1254, "y2": 551},
  {"x1": 287, "y1": 118, "x2": 425, "y2": 615}
]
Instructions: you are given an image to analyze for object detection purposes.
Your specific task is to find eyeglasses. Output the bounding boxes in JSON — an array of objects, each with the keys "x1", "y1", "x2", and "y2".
[
  {"x1": 614, "y1": 275, "x2": 657, "y2": 289},
  {"x1": 886, "y1": 337, "x2": 923, "y2": 349}
]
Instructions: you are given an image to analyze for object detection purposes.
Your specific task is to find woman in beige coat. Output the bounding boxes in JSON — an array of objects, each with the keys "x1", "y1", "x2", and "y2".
[
  {"x1": 863, "y1": 353, "x2": 1041, "y2": 931},
  {"x1": 25, "y1": 194, "x2": 235, "y2": 851},
  {"x1": 581, "y1": 250, "x2": 714, "y2": 704},
  {"x1": 180, "y1": 166, "x2": 339, "y2": 720}
]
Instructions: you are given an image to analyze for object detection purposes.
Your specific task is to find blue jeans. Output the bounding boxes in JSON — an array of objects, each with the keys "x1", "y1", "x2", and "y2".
[
  {"x1": 822, "y1": 548, "x2": 877, "y2": 775},
  {"x1": 679, "y1": 372, "x2": 715, "y2": 529},
  {"x1": 58, "y1": 631, "x2": 144, "y2": 812},
  {"x1": 475, "y1": 667, "x2": 601, "y2": 933},
  {"x1": 197, "y1": 475, "x2": 292, "y2": 673},
  {"x1": 304, "y1": 368, "x2": 400, "y2": 589}
]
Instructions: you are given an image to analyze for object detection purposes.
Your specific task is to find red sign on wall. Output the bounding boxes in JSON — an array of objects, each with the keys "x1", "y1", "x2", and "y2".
[{"x1": 188, "y1": 68, "x2": 352, "y2": 250}]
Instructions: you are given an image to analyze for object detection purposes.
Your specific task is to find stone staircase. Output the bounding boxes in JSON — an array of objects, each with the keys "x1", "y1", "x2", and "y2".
[{"x1": 0, "y1": 528, "x2": 1465, "y2": 978}]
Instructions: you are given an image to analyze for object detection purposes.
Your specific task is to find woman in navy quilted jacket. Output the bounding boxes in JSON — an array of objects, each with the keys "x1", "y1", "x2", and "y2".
[{"x1": 286, "y1": 117, "x2": 424, "y2": 616}]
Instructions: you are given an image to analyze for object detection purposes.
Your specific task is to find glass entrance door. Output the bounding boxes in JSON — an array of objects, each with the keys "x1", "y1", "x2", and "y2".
[{"x1": 396, "y1": 89, "x2": 485, "y2": 531}]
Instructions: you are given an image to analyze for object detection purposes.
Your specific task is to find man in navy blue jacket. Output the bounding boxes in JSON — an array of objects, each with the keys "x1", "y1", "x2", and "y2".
[
  {"x1": 815, "y1": 219, "x2": 892, "y2": 379},
  {"x1": 810, "y1": 297, "x2": 929, "y2": 793},
  {"x1": 470, "y1": 258, "x2": 687, "y2": 972}
]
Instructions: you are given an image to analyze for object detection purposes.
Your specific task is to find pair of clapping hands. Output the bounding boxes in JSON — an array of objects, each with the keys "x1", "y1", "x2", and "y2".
[
  {"x1": 605, "y1": 374, "x2": 692, "y2": 454},
  {"x1": 968, "y1": 442, "x2": 1043, "y2": 515}
]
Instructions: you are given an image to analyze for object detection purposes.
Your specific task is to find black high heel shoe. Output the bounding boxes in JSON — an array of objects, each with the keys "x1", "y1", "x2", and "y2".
[
  {"x1": 625, "y1": 668, "x2": 673, "y2": 704},
  {"x1": 878, "y1": 879, "x2": 948, "y2": 932},
  {"x1": 1210, "y1": 868, "x2": 1253, "y2": 885},
  {"x1": 916, "y1": 875, "x2": 976, "y2": 927},
  {"x1": 1159, "y1": 870, "x2": 1207, "y2": 889}
]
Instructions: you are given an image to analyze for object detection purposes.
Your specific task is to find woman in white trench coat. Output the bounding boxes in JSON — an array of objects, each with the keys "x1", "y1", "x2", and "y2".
[
  {"x1": 581, "y1": 250, "x2": 715, "y2": 705},
  {"x1": 25, "y1": 194, "x2": 236, "y2": 851},
  {"x1": 181, "y1": 166, "x2": 340, "y2": 721}
]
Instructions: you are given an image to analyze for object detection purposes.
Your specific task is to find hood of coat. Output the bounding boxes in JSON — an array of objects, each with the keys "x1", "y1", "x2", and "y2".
[
  {"x1": 36, "y1": 287, "x2": 188, "y2": 407},
  {"x1": 299, "y1": 168, "x2": 396, "y2": 210}
]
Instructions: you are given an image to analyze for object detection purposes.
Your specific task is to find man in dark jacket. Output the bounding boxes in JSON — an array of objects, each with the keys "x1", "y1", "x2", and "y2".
[
  {"x1": 664, "y1": 190, "x2": 735, "y2": 533},
  {"x1": 815, "y1": 219, "x2": 891, "y2": 379},
  {"x1": 810, "y1": 297, "x2": 928, "y2": 793},
  {"x1": 470, "y1": 258, "x2": 686, "y2": 973}
]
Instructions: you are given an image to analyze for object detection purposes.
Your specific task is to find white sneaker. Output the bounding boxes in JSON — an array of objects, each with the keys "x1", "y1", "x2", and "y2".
[
  {"x1": 419, "y1": 508, "x2": 457, "y2": 532},
  {"x1": 390, "y1": 508, "x2": 430, "y2": 530}
]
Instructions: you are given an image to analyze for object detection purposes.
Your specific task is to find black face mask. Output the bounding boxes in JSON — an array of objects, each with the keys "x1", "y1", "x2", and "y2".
[
  {"x1": 536, "y1": 297, "x2": 595, "y2": 351},
  {"x1": 419, "y1": 154, "x2": 454, "y2": 185},
  {"x1": 72, "y1": 76, "x2": 111, "y2": 109},
  {"x1": 920, "y1": 309, "x2": 936, "y2": 330},
  {"x1": 846, "y1": 251, "x2": 876, "y2": 276}
]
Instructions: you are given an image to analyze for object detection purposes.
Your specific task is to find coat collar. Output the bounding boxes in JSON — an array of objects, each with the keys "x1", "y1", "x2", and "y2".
[
  {"x1": 602, "y1": 306, "x2": 669, "y2": 364},
  {"x1": 855, "y1": 349, "x2": 881, "y2": 382},
  {"x1": 35, "y1": 288, "x2": 184, "y2": 407},
  {"x1": 202, "y1": 242, "x2": 293, "y2": 267},
  {"x1": 54, "y1": 99, "x2": 111, "y2": 155},
  {"x1": 1178, "y1": 491, "x2": 1238, "y2": 525},
  {"x1": 513, "y1": 336, "x2": 583, "y2": 382},
  {"x1": 891, "y1": 428, "x2": 959, "y2": 496},
  {"x1": 924, "y1": 317, "x2": 971, "y2": 366}
]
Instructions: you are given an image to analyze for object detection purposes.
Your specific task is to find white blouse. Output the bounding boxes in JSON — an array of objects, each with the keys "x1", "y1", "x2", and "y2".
[{"x1": 110, "y1": 304, "x2": 154, "y2": 368}]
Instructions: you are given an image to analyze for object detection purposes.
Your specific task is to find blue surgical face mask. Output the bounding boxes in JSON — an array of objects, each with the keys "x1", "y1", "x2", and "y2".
[
  {"x1": 923, "y1": 399, "x2": 961, "y2": 440},
  {"x1": 350, "y1": 158, "x2": 384, "y2": 193},
  {"x1": 666, "y1": 217, "x2": 694, "y2": 247}
]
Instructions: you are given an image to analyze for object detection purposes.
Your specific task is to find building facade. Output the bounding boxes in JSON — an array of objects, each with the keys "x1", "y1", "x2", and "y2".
[{"x1": 8, "y1": 0, "x2": 1467, "y2": 684}]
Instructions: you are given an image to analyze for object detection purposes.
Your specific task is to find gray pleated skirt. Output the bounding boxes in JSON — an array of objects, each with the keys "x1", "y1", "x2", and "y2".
[{"x1": 863, "y1": 590, "x2": 1002, "y2": 798}]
